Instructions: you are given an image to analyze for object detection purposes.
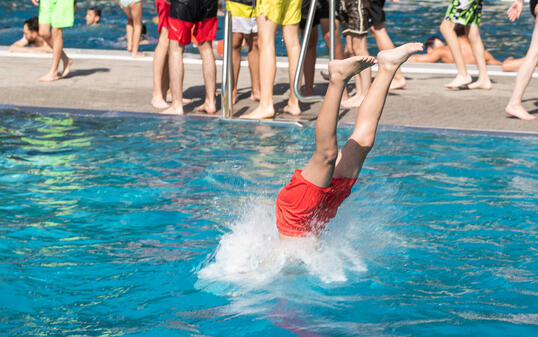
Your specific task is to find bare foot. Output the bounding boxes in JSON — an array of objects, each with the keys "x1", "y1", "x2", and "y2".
[
  {"x1": 249, "y1": 93, "x2": 260, "y2": 102},
  {"x1": 505, "y1": 103, "x2": 536, "y2": 120},
  {"x1": 232, "y1": 93, "x2": 238, "y2": 105},
  {"x1": 38, "y1": 72, "x2": 60, "y2": 82},
  {"x1": 240, "y1": 104, "x2": 275, "y2": 119},
  {"x1": 467, "y1": 79, "x2": 492, "y2": 90},
  {"x1": 282, "y1": 104, "x2": 301, "y2": 116},
  {"x1": 151, "y1": 96, "x2": 169, "y2": 109},
  {"x1": 132, "y1": 52, "x2": 147, "y2": 58},
  {"x1": 377, "y1": 43, "x2": 424, "y2": 71},
  {"x1": 341, "y1": 94, "x2": 365, "y2": 108},
  {"x1": 328, "y1": 55, "x2": 377, "y2": 83},
  {"x1": 390, "y1": 75, "x2": 406, "y2": 90},
  {"x1": 444, "y1": 74, "x2": 472, "y2": 89},
  {"x1": 195, "y1": 101, "x2": 217, "y2": 114},
  {"x1": 160, "y1": 104, "x2": 184, "y2": 115},
  {"x1": 61, "y1": 58, "x2": 73, "y2": 78}
]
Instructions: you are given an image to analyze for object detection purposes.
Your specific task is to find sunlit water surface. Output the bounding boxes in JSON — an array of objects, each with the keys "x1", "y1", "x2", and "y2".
[
  {"x1": 0, "y1": 109, "x2": 537, "y2": 336},
  {"x1": 0, "y1": 0, "x2": 535, "y2": 60}
]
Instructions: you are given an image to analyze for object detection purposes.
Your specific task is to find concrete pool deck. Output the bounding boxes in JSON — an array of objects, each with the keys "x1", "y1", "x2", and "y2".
[{"x1": 1, "y1": 46, "x2": 537, "y2": 134}]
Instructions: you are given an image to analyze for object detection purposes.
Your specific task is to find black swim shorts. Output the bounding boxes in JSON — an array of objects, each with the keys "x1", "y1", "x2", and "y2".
[
  {"x1": 532, "y1": 0, "x2": 537, "y2": 18},
  {"x1": 339, "y1": 0, "x2": 370, "y2": 36},
  {"x1": 300, "y1": 0, "x2": 321, "y2": 29},
  {"x1": 169, "y1": 0, "x2": 218, "y2": 22},
  {"x1": 368, "y1": 0, "x2": 385, "y2": 27}
]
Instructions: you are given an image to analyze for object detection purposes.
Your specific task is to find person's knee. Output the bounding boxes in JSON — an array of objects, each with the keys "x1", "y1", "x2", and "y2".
[
  {"x1": 39, "y1": 27, "x2": 50, "y2": 39},
  {"x1": 440, "y1": 20, "x2": 453, "y2": 35},
  {"x1": 317, "y1": 146, "x2": 339, "y2": 166}
]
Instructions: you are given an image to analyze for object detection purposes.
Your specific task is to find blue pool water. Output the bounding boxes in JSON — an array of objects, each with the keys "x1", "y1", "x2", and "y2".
[
  {"x1": 1, "y1": 108, "x2": 537, "y2": 336},
  {"x1": 0, "y1": 0, "x2": 535, "y2": 60}
]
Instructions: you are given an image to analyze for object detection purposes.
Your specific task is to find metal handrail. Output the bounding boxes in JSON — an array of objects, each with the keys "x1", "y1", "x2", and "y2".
[
  {"x1": 293, "y1": 0, "x2": 336, "y2": 103},
  {"x1": 292, "y1": 0, "x2": 322, "y2": 103},
  {"x1": 221, "y1": 10, "x2": 233, "y2": 118}
]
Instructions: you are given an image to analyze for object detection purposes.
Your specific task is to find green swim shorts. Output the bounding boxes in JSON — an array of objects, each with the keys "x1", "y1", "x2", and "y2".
[
  {"x1": 445, "y1": 0, "x2": 483, "y2": 26},
  {"x1": 39, "y1": 0, "x2": 75, "y2": 28}
]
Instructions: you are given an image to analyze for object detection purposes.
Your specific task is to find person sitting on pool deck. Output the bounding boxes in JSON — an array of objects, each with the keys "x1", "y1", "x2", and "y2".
[
  {"x1": 85, "y1": 6, "x2": 101, "y2": 25},
  {"x1": 9, "y1": 16, "x2": 52, "y2": 54},
  {"x1": 275, "y1": 43, "x2": 423, "y2": 239},
  {"x1": 408, "y1": 27, "x2": 501, "y2": 65}
]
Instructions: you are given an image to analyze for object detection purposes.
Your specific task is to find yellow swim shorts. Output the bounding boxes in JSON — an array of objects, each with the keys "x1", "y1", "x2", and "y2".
[
  {"x1": 226, "y1": 1, "x2": 256, "y2": 19},
  {"x1": 256, "y1": 0, "x2": 302, "y2": 25}
]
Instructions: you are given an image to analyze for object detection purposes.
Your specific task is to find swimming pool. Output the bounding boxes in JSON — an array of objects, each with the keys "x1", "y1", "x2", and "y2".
[
  {"x1": 0, "y1": 0, "x2": 535, "y2": 60},
  {"x1": 1, "y1": 108, "x2": 537, "y2": 336}
]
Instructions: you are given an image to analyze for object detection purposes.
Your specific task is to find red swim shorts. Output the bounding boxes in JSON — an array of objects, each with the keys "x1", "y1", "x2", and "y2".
[
  {"x1": 168, "y1": 17, "x2": 217, "y2": 46},
  {"x1": 156, "y1": 0, "x2": 170, "y2": 34},
  {"x1": 275, "y1": 170, "x2": 357, "y2": 237}
]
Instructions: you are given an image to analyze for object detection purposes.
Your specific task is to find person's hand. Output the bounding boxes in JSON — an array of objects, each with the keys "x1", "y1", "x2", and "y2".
[
  {"x1": 507, "y1": 0, "x2": 523, "y2": 22},
  {"x1": 32, "y1": 0, "x2": 39, "y2": 6},
  {"x1": 165, "y1": 0, "x2": 171, "y2": 4}
]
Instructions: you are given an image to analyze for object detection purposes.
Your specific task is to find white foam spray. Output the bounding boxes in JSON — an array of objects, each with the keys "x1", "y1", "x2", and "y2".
[{"x1": 197, "y1": 197, "x2": 372, "y2": 291}]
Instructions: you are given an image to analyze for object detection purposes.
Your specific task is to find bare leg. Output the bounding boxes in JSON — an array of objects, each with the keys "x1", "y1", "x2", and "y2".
[
  {"x1": 195, "y1": 41, "x2": 217, "y2": 114},
  {"x1": 39, "y1": 27, "x2": 65, "y2": 82},
  {"x1": 440, "y1": 19, "x2": 471, "y2": 88},
  {"x1": 301, "y1": 56, "x2": 377, "y2": 188},
  {"x1": 231, "y1": 32, "x2": 244, "y2": 105},
  {"x1": 333, "y1": 43, "x2": 424, "y2": 179},
  {"x1": 506, "y1": 16, "x2": 538, "y2": 120},
  {"x1": 301, "y1": 25, "x2": 319, "y2": 97},
  {"x1": 320, "y1": 18, "x2": 349, "y2": 101},
  {"x1": 247, "y1": 33, "x2": 261, "y2": 101},
  {"x1": 121, "y1": 5, "x2": 133, "y2": 52},
  {"x1": 282, "y1": 23, "x2": 302, "y2": 115},
  {"x1": 130, "y1": 2, "x2": 144, "y2": 58},
  {"x1": 370, "y1": 23, "x2": 406, "y2": 90},
  {"x1": 152, "y1": 27, "x2": 170, "y2": 109},
  {"x1": 161, "y1": 40, "x2": 185, "y2": 115},
  {"x1": 241, "y1": 15, "x2": 277, "y2": 119},
  {"x1": 466, "y1": 25, "x2": 492, "y2": 90},
  {"x1": 342, "y1": 35, "x2": 370, "y2": 109}
]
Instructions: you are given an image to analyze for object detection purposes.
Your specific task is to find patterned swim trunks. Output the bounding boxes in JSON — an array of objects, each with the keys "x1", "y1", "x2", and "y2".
[
  {"x1": 445, "y1": 0, "x2": 483, "y2": 26},
  {"x1": 339, "y1": 0, "x2": 370, "y2": 36}
]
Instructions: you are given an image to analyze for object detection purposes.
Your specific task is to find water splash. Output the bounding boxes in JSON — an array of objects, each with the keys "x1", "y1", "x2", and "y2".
[{"x1": 197, "y1": 198, "x2": 369, "y2": 291}]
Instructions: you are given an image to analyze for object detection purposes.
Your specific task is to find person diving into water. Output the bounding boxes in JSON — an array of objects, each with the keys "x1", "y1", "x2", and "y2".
[{"x1": 275, "y1": 43, "x2": 423, "y2": 239}]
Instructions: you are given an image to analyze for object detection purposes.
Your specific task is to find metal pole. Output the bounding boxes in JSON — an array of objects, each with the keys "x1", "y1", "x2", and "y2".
[
  {"x1": 329, "y1": 0, "x2": 330, "y2": 61},
  {"x1": 221, "y1": 10, "x2": 233, "y2": 118},
  {"x1": 293, "y1": 0, "x2": 323, "y2": 103}
]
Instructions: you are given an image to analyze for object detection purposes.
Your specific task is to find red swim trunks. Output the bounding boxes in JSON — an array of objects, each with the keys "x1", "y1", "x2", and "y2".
[
  {"x1": 168, "y1": 0, "x2": 218, "y2": 45},
  {"x1": 168, "y1": 17, "x2": 217, "y2": 45},
  {"x1": 156, "y1": 0, "x2": 170, "y2": 34},
  {"x1": 275, "y1": 170, "x2": 357, "y2": 237}
]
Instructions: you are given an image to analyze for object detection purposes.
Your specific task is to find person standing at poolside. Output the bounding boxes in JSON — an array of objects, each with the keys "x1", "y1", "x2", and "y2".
[
  {"x1": 440, "y1": 0, "x2": 491, "y2": 89},
  {"x1": 152, "y1": 0, "x2": 172, "y2": 108},
  {"x1": 300, "y1": 0, "x2": 348, "y2": 99},
  {"x1": 162, "y1": 0, "x2": 218, "y2": 115},
  {"x1": 227, "y1": 0, "x2": 260, "y2": 104},
  {"x1": 120, "y1": 0, "x2": 144, "y2": 58},
  {"x1": 31, "y1": 0, "x2": 74, "y2": 82},
  {"x1": 368, "y1": 0, "x2": 406, "y2": 90},
  {"x1": 505, "y1": 0, "x2": 537, "y2": 120},
  {"x1": 240, "y1": 0, "x2": 303, "y2": 119},
  {"x1": 338, "y1": 0, "x2": 372, "y2": 109},
  {"x1": 275, "y1": 43, "x2": 422, "y2": 239},
  {"x1": 9, "y1": 16, "x2": 52, "y2": 54}
]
